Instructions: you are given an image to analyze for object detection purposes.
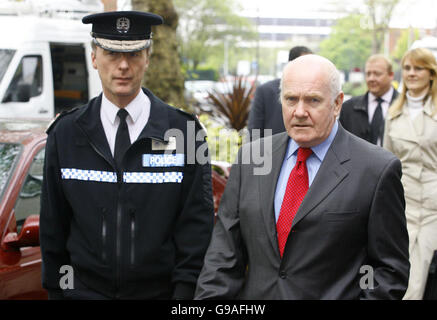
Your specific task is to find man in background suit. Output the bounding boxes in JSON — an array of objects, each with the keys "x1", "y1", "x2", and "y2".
[
  {"x1": 248, "y1": 46, "x2": 312, "y2": 140},
  {"x1": 195, "y1": 54, "x2": 410, "y2": 299},
  {"x1": 340, "y1": 54, "x2": 398, "y2": 146}
]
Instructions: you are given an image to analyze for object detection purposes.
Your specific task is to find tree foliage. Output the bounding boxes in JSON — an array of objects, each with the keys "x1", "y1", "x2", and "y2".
[
  {"x1": 363, "y1": 0, "x2": 401, "y2": 54},
  {"x1": 392, "y1": 28, "x2": 419, "y2": 63},
  {"x1": 131, "y1": 0, "x2": 186, "y2": 109},
  {"x1": 329, "y1": 0, "x2": 401, "y2": 54},
  {"x1": 319, "y1": 14, "x2": 372, "y2": 71},
  {"x1": 174, "y1": 0, "x2": 256, "y2": 72}
]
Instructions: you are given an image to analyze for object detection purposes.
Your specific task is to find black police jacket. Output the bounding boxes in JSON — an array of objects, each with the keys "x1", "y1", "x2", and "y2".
[{"x1": 40, "y1": 88, "x2": 214, "y2": 299}]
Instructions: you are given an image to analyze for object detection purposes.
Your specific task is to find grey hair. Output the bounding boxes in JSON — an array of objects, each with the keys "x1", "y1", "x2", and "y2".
[
  {"x1": 278, "y1": 64, "x2": 342, "y2": 104},
  {"x1": 329, "y1": 67, "x2": 342, "y2": 103}
]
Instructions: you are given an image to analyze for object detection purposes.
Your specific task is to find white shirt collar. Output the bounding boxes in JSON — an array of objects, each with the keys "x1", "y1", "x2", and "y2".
[
  {"x1": 101, "y1": 90, "x2": 147, "y2": 125},
  {"x1": 286, "y1": 120, "x2": 339, "y2": 163},
  {"x1": 369, "y1": 87, "x2": 394, "y2": 104}
]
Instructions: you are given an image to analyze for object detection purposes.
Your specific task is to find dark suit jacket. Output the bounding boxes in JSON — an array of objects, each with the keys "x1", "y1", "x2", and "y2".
[
  {"x1": 195, "y1": 124, "x2": 410, "y2": 299},
  {"x1": 248, "y1": 78, "x2": 286, "y2": 139},
  {"x1": 339, "y1": 89, "x2": 398, "y2": 143}
]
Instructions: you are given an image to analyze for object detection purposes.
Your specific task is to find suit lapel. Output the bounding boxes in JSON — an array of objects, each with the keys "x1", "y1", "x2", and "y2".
[
  {"x1": 291, "y1": 126, "x2": 350, "y2": 229},
  {"x1": 258, "y1": 132, "x2": 289, "y2": 256},
  {"x1": 389, "y1": 105, "x2": 420, "y2": 143},
  {"x1": 353, "y1": 92, "x2": 369, "y2": 114},
  {"x1": 354, "y1": 88, "x2": 397, "y2": 115}
]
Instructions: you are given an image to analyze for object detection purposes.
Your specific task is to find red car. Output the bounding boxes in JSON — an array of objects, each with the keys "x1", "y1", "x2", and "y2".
[
  {"x1": 0, "y1": 119, "x2": 229, "y2": 299},
  {"x1": 0, "y1": 119, "x2": 47, "y2": 299}
]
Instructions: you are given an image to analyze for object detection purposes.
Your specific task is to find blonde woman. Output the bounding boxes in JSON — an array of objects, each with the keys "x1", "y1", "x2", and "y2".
[{"x1": 384, "y1": 47, "x2": 437, "y2": 299}]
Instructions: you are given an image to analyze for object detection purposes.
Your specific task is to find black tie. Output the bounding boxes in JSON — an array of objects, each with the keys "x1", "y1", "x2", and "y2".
[
  {"x1": 114, "y1": 108, "x2": 131, "y2": 169},
  {"x1": 370, "y1": 97, "x2": 384, "y2": 145}
]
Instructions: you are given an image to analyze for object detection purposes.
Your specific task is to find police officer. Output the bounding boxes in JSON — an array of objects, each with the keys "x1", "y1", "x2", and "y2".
[{"x1": 40, "y1": 11, "x2": 214, "y2": 299}]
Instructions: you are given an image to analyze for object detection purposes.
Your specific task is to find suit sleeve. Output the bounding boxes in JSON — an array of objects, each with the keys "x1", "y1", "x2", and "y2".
[
  {"x1": 248, "y1": 86, "x2": 266, "y2": 139},
  {"x1": 195, "y1": 149, "x2": 247, "y2": 299},
  {"x1": 40, "y1": 130, "x2": 72, "y2": 299},
  {"x1": 363, "y1": 157, "x2": 410, "y2": 299},
  {"x1": 171, "y1": 124, "x2": 214, "y2": 299}
]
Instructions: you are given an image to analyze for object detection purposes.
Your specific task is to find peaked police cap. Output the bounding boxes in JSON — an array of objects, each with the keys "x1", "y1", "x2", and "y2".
[{"x1": 82, "y1": 11, "x2": 163, "y2": 52}]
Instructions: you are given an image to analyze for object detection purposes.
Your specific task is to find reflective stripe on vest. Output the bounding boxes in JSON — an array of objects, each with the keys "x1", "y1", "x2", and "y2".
[{"x1": 60, "y1": 168, "x2": 183, "y2": 184}]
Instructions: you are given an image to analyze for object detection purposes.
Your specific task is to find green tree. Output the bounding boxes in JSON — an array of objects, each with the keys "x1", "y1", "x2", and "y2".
[
  {"x1": 131, "y1": 0, "x2": 186, "y2": 109},
  {"x1": 329, "y1": 0, "x2": 401, "y2": 54},
  {"x1": 174, "y1": 0, "x2": 256, "y2": 72},
  {"x1": 363, "y1": 0, "x2": 401, "y2": 54},
  {"x1": 319, "y1": 14, "x2": 372, "y2": 71},
  {"x1": 392, "y1": 28, "x2": 419, "y2": 63}
]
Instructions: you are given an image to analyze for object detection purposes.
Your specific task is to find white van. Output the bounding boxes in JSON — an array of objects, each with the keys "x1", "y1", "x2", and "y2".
[{"x1": 0, "y1": 14, "x2": 101, "y2": 119}]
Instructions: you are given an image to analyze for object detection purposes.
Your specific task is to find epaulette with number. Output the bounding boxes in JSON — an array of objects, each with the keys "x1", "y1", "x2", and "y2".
[{"x1": 46, "y1": 107, "x2": 80, "y2": 134}]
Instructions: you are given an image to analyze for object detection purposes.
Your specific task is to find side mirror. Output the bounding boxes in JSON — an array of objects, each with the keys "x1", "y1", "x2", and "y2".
[{"x1": 2, "y1": 215, "x2": 40, "y2": 249}]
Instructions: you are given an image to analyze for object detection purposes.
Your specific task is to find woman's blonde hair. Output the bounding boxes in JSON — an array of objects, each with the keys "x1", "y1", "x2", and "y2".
[{"x1": 389, "y1": 47, "x2": 437, "y2": 117}]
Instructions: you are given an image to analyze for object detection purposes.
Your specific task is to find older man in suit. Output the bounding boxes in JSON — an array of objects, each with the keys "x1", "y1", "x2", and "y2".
[
  {"x1": 340, "y1": 54, "x2": 398, "y2": 146},
  {"x1": 195, "y1": 54, "x2": 410, "y2": 300}
]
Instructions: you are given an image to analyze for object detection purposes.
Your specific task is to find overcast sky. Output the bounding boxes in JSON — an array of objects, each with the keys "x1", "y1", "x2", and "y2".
[
  {"x1": 239, "y1": 0, "x2": 437, "y2": 29},
  {"x1": 114, "y1": 0, "x2": 437, "y2": 29}
]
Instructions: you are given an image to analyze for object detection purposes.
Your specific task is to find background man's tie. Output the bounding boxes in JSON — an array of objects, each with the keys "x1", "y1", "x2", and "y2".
[
  {"x1": 276, "y1": 147, "x2": 312, "y2": 258},
  {"x1": 370, "y1": 97, "x2": 384, "y2": 145}
]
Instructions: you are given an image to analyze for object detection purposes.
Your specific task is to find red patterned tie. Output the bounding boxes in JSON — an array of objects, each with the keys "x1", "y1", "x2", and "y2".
[{"x1": 276, "y1": 147, "x2": 312, "y2": 258}]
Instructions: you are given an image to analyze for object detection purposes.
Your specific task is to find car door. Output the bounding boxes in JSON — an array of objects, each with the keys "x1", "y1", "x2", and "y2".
[{"x1": 0, "y1": 143, "x2": 47, "y2": 299}]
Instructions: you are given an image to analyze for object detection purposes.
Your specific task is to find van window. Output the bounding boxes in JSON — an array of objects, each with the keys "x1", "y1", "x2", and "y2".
[
  {"x1": 51, "y1": 43, "x2": 89, "y2": 114},
  {"x1": 2, "y1": 55, "x2": 43, "y2": 103},
  {"x1": 0, "y1": 49, "x2": 16, "y2": 82}
]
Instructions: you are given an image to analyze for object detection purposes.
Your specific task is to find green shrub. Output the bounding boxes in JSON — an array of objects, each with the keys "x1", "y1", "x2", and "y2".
[
  {"x1": 342, "y1": 82, "x2": 367, "y2": 96},
  {"x1": 199, "y1": 114, "x2": 242, "y2": 164}
]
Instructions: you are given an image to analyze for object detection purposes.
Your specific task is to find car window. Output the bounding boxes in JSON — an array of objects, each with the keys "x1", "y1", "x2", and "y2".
[
  {"x1": 14, "y1": 148, "x2": 44, "y2": 234},
  {"x1": 0, "y1": 143, "x2": 21, "y2": 202},
  {"x1": 2, "y1": 55, "x2": 43, "y2": 103}
]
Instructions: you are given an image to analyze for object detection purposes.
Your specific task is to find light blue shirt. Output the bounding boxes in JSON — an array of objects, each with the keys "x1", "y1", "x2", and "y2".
[{"x1": 274, "y1": 121, "x2": 339, "y2": 222}]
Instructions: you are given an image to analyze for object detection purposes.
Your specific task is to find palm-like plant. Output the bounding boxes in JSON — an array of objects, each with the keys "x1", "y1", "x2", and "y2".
[{"x1": 205, "y1": 76, "x2": 255, "y2": 131}]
